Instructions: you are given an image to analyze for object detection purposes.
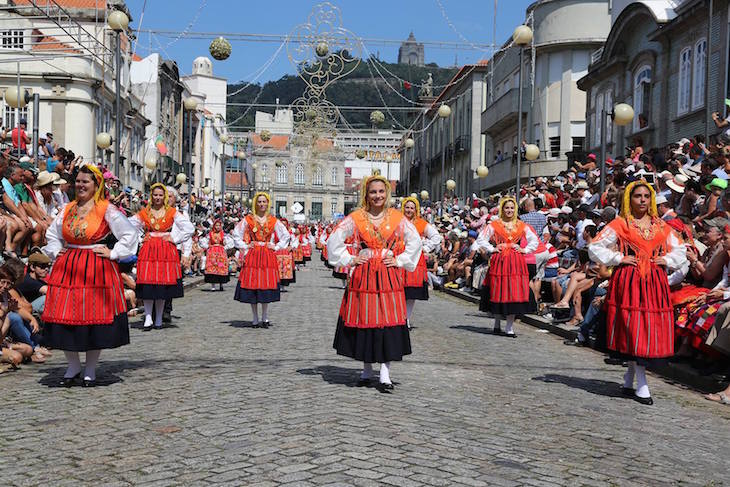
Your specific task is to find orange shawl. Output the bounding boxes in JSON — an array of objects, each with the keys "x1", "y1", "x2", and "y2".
[
  {"x1": 245, "y1": 214, "x2": 277, "y2": 243},
  {"x1": 137, "y1": 207, "x2": 176, "y2": 232},
  {"x1": 351, "y1": 208, "x2": 405, "y2": 253},
  {"x1": 607, "y1": 217, "x2": 674, "y2": 277},
  {"x1": 62, "y1": 200, "x2": 111, "y2": 245}
]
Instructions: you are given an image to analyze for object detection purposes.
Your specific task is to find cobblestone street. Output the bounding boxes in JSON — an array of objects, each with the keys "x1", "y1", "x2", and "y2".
[{"x1": 3, "y1": 261, "x2": 729, "y2": 486}]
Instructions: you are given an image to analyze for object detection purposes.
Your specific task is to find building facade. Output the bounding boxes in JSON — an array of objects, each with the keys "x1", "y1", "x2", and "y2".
[
  {"x1": 398, "y1": 32, "x2": 425, "y2": 67},
  {"x1": 578, "y1": 0, "x2": 729, "y2": 155},
  {"x1": 481, "y1": 0, "x2": 611, "y2": 192}
]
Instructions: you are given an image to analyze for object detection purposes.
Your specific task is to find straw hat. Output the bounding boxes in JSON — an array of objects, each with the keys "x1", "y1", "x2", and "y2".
[
  {"x1": 666, "y1": 174, "x2": 688, "y2": 193},
  {"x1": 36, "y1": 171, "x2": 54, "y2": 187}
]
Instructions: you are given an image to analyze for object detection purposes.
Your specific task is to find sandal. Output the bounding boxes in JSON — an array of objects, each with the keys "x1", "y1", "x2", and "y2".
[
  {"x1": 30, "y1": 352, "x2": 46, "y2": 363},
  {"x1": 704, "y1": 392, "x2": 730, "y2": 405}
]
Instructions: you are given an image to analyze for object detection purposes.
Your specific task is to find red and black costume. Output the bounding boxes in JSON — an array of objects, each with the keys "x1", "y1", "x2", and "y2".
[{"x1": 204, "y1": 222, "x2": 230, "y2": 284}]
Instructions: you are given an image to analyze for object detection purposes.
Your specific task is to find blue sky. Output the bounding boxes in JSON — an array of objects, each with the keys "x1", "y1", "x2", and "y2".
[{"x1": 126, "y1": 0, "x2": 533, "y2": 84}]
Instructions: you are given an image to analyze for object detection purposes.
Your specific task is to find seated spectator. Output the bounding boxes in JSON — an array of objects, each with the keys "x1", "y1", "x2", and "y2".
[{"x1": 16, "y1": 252, "x2": 49, "y2": 314}]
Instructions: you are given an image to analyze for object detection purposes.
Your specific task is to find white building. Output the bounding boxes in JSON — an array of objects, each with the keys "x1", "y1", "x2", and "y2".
[
  {"x1": 255, "y1": 108, "x2": 293, "y2": 135},
  {"x1": 0, "y1": 0, "x2": 149, "y2": 186},
  {"x1": 336, "y1": 130, "x2": 404, "y2": 181}
]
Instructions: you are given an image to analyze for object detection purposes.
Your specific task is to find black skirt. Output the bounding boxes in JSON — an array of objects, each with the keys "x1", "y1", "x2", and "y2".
[
  {"x1": 137, "y1": 279, "x2": 184, "y2": 300},
  {"x1": 404, "y1": 283, "x2": 429, "y2": 301},
  {"x1": 204, "y1": 273, "x2": 230, "y2": 284},
  {"x1": 333, "y1": 317, "x2": 412, "y2": 363},
  {"x1": 43, "y1": 313, "x2": 129, "y2": 352},
  {"x1": 479, "y1": 283, "x2": 537, "y2": 316},
  {"x1": 234, "y1": 284, "x2": 280, "y2": 303},
  {"x1": 332, "y1": 270, "x2": 348, "y2": 279}
]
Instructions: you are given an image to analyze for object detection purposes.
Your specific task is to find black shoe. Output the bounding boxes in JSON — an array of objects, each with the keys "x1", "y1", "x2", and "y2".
[
  {"x1": 493, "y1": 328, "x2": 503, "y2": 336},
  {"x1": 504, "y1": 332, "x2": 517, "y2": 338},
  {"x1": 261, "y1": 321, "x2": 270, "y2": 329},
  {"x1": 377, "y1": 382, "x2": 394, "y2": 393},
  {"x1": 252, "y1": 323, "x2": 261, "y2": 328},
  {"x1": 162, "y1": 312, "x2": 172, "y2": 324},
  {"x1": 59, "y1": 373, "x2": 81, "y2": 388},
  {"x1": 620, "y1": 386, "x2": 635, "y2": 397},
  {"x1": 564, "y1": 339, "x2": 585, "y2": 347},
  {"x1": 604, "y1": 357, "x2": 624, "y2": 366},
  {"x1": 356, "y1": 378, "x2": 372, "y2": 387},
  {"x1": 81, "y1": 379, "x2": 97, "y2": 388},
  {"x1": 633, "y1": 395, "x2": 653, "y2": 405}
]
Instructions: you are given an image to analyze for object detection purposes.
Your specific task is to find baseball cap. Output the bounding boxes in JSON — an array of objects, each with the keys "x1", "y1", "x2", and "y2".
[{"x1": 28, "y1": 252, "x2": 50, "y2": 265}]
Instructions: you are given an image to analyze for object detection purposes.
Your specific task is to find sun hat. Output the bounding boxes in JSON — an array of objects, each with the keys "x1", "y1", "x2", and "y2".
[
  {"x1": 36, "y1": 171, "x2": 55, "y2": 187},
  {"x1": 666, "y1": 174, "x2": 688, "y2": 193},
  {"x1": 706, "y1": 178, "x2": 729, "y2": 191},
  {"x1": 655, "y1": 195, "x2": 669, "y2": 205}
]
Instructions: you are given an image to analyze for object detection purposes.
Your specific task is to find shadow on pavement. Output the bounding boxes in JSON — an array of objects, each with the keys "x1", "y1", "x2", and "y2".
[
  {"x1": 532, "y1": 374, "x2": 626, "y2": 398},
  {"x1": 223, "y1": 320, "x2": 265, "y2": 329},
  {"x1": 36, "y1": 359, "x2": 164, "y2": 388},
  {"x1": 450, "y1": 325, "x2": 503, "y2": 335},
  {"x1": 296, "y1": 365, "x2": 362, "y2": 387}
]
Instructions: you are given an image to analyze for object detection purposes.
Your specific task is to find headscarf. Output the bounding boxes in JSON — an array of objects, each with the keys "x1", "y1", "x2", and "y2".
[
  {"x1": 401, "y1": 196, "x2": 420, "y2": 220},
  {"x1": 359, "y1": 174, "x2": 391, "y2": 210},
  {"x1": 252, "y1": 191, "x2": 272, "y2": 214},
  {"x1": 498, "y1": 196, "x2": 518, "y2": 223},
  {"x1": 621, "y1": 179, "x2": 658, "y2": 219},
  {"x1": 148, "y1": 182, "x2": 169, "y2": 209},
  {"x1": 83, "y1": 164, "x2": 106, "y2": 202}
]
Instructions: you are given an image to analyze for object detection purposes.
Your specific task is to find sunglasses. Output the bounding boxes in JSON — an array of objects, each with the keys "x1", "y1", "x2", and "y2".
[{"x1": 33, "y1": 264, "x2": 50, "y2": 269}]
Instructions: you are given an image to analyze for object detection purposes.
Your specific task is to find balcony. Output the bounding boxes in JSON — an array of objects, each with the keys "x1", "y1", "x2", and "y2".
[{"x1": 482, "y1": 87, "x2": 530, "y2": 135}]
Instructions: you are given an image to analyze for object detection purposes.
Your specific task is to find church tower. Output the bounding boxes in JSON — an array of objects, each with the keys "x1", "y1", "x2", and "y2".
[{"x1": 398, "y1": 32, "x2": 425, "y2": 66}]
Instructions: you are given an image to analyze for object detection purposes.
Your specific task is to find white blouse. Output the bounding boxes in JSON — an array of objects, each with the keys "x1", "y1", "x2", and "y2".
[
  {"x1": 471, "y1": 221, "x2": 539, "y2": 254},
  {"x1": 200, "y1": 234, "x2": 234, "y2": 251},
  {"x1": 712, "y1": 264, "x2": 730, "y2": 299},
  {"x1": 129, "y1": 209, "x2": 195, "y2": 246},
  {"x1": 587, "y1": 224, "x2": 686, "y2": 270},
  {"x1": 326, "y1": 213, "x2": 422, "y2": 272},
  {"x1": 231, "y1": 217, "x2": 290, "y2": 255},
  {"x1": 421, "y1": 222, "x2": 443, "y2": 254},
  {"x1": 43, "y1": 202, "x2": 138, "y2": 261}
]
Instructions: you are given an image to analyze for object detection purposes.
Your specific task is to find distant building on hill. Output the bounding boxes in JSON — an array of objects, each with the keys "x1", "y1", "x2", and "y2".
[{"x1": 398, "y1": 32, "x2": 425, "y2": 66}]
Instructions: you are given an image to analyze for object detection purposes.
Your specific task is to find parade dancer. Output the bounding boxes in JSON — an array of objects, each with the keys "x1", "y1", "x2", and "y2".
[
  {"x1": 401, "y1": 196, "x2": 442, "y2": 329},
  {"x1": 588, "y1": 180, "x2": 686, "y2": 405},
  {"x1": 232, "y1": 192, "x2": 290, "y2": 328},
  {"x1": 275, "y1": 219, "x2": 296, "y2": 289},
  {"x1": 203, "y1": 219, "x2": 231, "y2": 291},
  {"x1": 130, "y1": 184, "x2": 194, "y2": 330},
  {"x1": 473, "y1": 196, "x2": 538, "y2": 337},
  {"x1": 42, "y1": 165, "x2": 138, "y2": 387},
  {"x1": 328, "y1": 175, "x2": 422, "y2": 392},
  {"x1": 332, "y1": 235, "x2": 356, "y2": 289}
]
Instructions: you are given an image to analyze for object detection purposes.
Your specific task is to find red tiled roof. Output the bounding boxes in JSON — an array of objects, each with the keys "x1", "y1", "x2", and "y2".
[
  {"x1": 131, "y1": 53, "x2": 142, "y2": 62},
  {"x1": 225, "y1": 172, "x2": 249, "y2": 188},
  {"x1": 252, "y1": 134, "x2": 289, "y2": 149},
  {"x1": 31, "y1": 30, "x2": 81, "y2": 54}
]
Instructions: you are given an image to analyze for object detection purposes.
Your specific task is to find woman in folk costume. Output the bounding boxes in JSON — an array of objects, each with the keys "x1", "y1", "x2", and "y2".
[
  {"x1": 473, "y1": 196, "x2": 538, "y2": 337},
  {"x1": 300, "y1": 225, "x2": 313, "y2": 262},
  {"x1": 588, "y1": 180, "x2": 686, "y2": 405},
  {"x1": 401, "y1": 196, "x2": 443, "y2": 329},
  {"x1": 42, "y1": 164, "x2": 138, "y2": 387},
  {"x1": 292, "y1": 227, "x2": 305, "y2": 266},
  {"x1": 130, "y1": 183, "x2": 194, "y2": 330},
  {"x1": 332, "y1": 234, "x2": 357, "y2": 289},
  {"x1": 232, "y1": 192, "x2": 290, "y2": 328},
  {"x1": 327, "y1": 175, "x2": 422, "y2": 392},
  {"x1": 320, "y1": 225, "x2": 333, "y2": 267},
  {"x1": 203, "y1": 219, "x2": 232, "y2": 291},
  {"x1": 275, "y1": 219, "x2": 296, "y2": 288}
]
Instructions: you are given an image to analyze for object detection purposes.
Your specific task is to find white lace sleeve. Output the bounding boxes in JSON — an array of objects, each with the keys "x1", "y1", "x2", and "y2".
[
  {"x1": 422, "y1": 222, "x2": 443, "y2": 254},
  {"x1": 171, "y1": 211, "x2": 195, "y2": 245},
  {"x1": 472, "y1": 223, "x2": 495, "y2": 253},
  {"x1": 588, "y1": 225, "x2": 623, "y2": 266},
  {"x1": 663, "y1": 230, "x2": 687, "y2": 271},
  {"x1": 523, "y1": 224, "x2": 539, "y2": 254},
  {"x1": 106, "y1": 204, "x2": 139, "y2": 261},
  {"x1": 273, "y1": 221, "x2": 291, "y2": 250},
  {"x1": 42, "y1": 209, "x2": 65, "y2": 260},
  {"x1": 327, "y1": 217, "x2": 355, "y2": 268},
  {"x1": 224, "y1": 235, "x2": 235, "y2": 251},
  {"x1": 232, "y1": 220, "x2": 249, "y2": 253},
  {"x1": 396, "y1": 218, "x2": 423, "y2": 272}
]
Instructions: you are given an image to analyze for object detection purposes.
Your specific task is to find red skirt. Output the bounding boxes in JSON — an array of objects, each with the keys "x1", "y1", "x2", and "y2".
[
  {"x1": 238, "y1": 245, "x2": 280, "y2": 290},
  {"x1": 339, "y1": 258, "x2": 407, "y2": 328},
  {"x1": 137, "y1": 237, "x2": 181, "y2": 285},
  {"x1": 405, "y1": 253, "x2": 428, "y2": 288},
  {"x1": 43, "y1": 248, "x2": 127, "y2": 325},
  {"x1": 302, "y1": 244, "x2": 312, "y2": 258},
  {"x1": 205, "y1": 244, "x2": 228, "y2": 276},
  {"x1": 293, "y1": 246, "x2": 304, "y2": 263},
  {"x1": 275, "y1": 249, "x2": 294, "y2": 281},
  {"x1": 487, "y1": 249, "x2": 530, "y2": 304},
  {"x1": 605, "y1": 264, "x2": 674, "y2": 359}
]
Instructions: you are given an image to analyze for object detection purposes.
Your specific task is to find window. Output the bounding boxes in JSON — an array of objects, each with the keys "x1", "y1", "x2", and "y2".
[
  {"x1": 4, "y1": 105, "x2": 28, "y2": 130},
  {"x1": 678, "y1": 47, "x2": 691, "y2": 115},
  {"x1": 604, "y1": 91, "x2": 613, "y2": 143},
  {"x1": 312, "y1": 165, "x2": 323, "y2": 186},
  {"x1": 331, "y1": 166, "x2": 338, "y2": 185},
  {"x1": 692, "y1": 38, "x2": 707, "y2": 109},
  {"x1": 311, "y1": 202, "x2": 322, "y2": 220},
  {"x1": 572, "y1": 137, "x2": 585, "y2": 153},
  {"x1": 549, "y1": 137, "x2": 561, "y2": 157},
  {"x1": 260, "y1": 163, "x2": 269, "y2": 183},
  {"x1": 1, "y1": 30, "x2": 23, "y2": 49},
  {"x1": 547, "y1": 122, "x2": 560, "y2": 158},
  {"x1": 276, "y1": 163, "x2": 287, "y2": 184},
  {"x1": 595, "y1": 93, "x2": 604, "y2": 147},
  {"x1": 633, "y1": 66, "x2": 651, "y2": 132},
  {"x1": 294, "y1": 163, "x2": 305, "y2": 185},
  {"x1": 331, "y1": 200, "x2": 337, "y2": 216},
  {"x1": 275, "y1": 200, "x2": 287, "y2": 218}
]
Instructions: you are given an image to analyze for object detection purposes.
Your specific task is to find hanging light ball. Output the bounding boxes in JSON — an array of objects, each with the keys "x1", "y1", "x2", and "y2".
[
  {"x1": 236, "y1": 150, "x2": 246, "y2": 160},
  {"x1": 219, "y1": 134, "x2": 229, "y2": 144},
  {"x1": 305, "y1": 108, "x2": 317, "y2": 120},
  {"x1": 315, "y1": 41, "x2": 329, "y2": 57},
  {"x1": 476, "y1": 165, "x2": 489, "y2": 178},
  {"x1": 259, "y1": 130, "x2": 272, "y2": 142},
  {"x1": 234, "y1": 195, "x2": 240, "y2": 202},
  {"x1": 525, "y1": 144, "x2": 540, "y2": 161},
  {"x1": 107, "y1": 10, "x2": 129, "y2": 32},
  {"x1": 202, "y1": 187, "x2": 211, "y2": 195},
  {"x1": 613, "y1": 103, "x2": 635, "y2": 126},
  {"x1": 4, "y1": 86, "x2": 29, "y2": 108},
  {"x1": 214, "y1": 190, "x2": 221, "y2": 197},
  {"x1": 405, "y1": 138, "x2": 415, "y2": 149},
  {"x1": 209, "y1": 37, "x2": 232, "y2": 61},
  {"x1": 251, "y1": 163, "x2": 258, "y2": 170},
  {"x1": 370, "y1": 110, "x2": 385, "y2": 126},
  {"x1": 446, "y1": 179, "x2": 456, "y2": 191},
  {"x1": 144, "y1": 156, "x2": 157, "y2": 171},
  {"x1": 96, "y1": 132, "x2": 112, "y2": 149},
  {"x1": 438, "y1": 104, "x2": 451, "y2": 118},
  {"x1": 410, "y1": 192, "x2": 418, "y2": 199},
  {"x1": 420, "y1": 190, "x2": 429, "y2": 200},
  {"x1": 183, "y1": 97, "x2": 198, "y2": 111},
  {"x1": 355, "y1": 149, "x2": 366, "y2": 159},
  {"x1": 176, "y1": 173, "x2": 187, "y2": 185},
  {"x1": 512, "y1": 25, "x2": 533, "y2": 46}
]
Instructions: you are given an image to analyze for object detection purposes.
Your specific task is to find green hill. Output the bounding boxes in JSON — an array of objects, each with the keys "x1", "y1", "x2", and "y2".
[{"x1": 226, "y1": 57, "x2": 458, "y2": 131}]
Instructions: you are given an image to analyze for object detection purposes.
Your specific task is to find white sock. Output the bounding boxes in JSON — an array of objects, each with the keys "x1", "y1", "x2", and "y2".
[
  {"x1": 154, "y1": 299, "x2": 165, "y2": 327},
  {"x1": 505, "y1": 315, "x2": 515, "y2": 335},
  {"x1": 494, "y1": 318, "x2": 502, "y2": 331},
  {"x1": 63, "y1": 351, "x2": 82, "y2": 378},
  {"x1": 624, "y1": 361, "x2": 636, "y2": 389},
  {"x1": 84, "y1": 349, "x2": 101, "y2": 381},
  {"x1": 361, "y1": 362, "x2": 373, "y2": 379},
  {"x1": 635, "y1": 365, "x2": 650, "y2": 398},
  {"x1": 406, "y1": 299, "x2": 415, "y2": 321},
  {"x1": 341, "y1": 278, "x2": 347, "y2": 289},
  {"x1": 211, "y1": 283, "x2": 217, "y2": 291},
  {"x1": 250, "y1": 304, "x2": 259, "y2": 324},
  {"x1": 143, "y1": 300, "x2": 154, "y2": 327},
  {"x1": 261, "y1": 303, "x2": 269, "y2": 322},
  {"x1": 379, "y1": 362, "x2": 392, "y2": 384}
]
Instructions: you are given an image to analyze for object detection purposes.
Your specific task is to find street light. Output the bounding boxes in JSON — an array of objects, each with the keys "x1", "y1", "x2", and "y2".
[
  {"x1": 512, "y1": 23, "x2": 533, "y2": 195},
  {"x1": 599, "y1": 103, "x2": 634, "y2": 202},
  {"x1": 108, "y1": 9, "x2": 129, "y2": 183},
  {"x1": 220, "y1": 133, "x2": 229, "y2": 197},
  {"x1": 438, "y1": 104, "x2": 451, "y2": 200},
  {"x1": 404, "y1": 137, "x2": 414, "y2": 194},
  {"x1": 183, "y1": 97, "x2": 198, "y2": 197},
  {"x1": 236, "y1": 149, "x2": 246, "y2": 204},
  {"x1": 96, "y1": 132, "x2": 112, "y2": 150}
]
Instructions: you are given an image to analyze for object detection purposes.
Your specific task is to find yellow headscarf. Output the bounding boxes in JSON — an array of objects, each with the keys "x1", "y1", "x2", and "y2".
[
  {"x1": 498, "y1": 196, "x2": 518, "y2": 223},
  {"x1": 83, "y1": 164, "x2": 106, "y2": 202},
  {"x1": 359, "y1": 174, "x2": 391, "y2": 210},
  {"x1": 401, "y1": 196, "x2": 420, "y2": 220},
  {"x1": 253, "y1": 191, "x2": 272, "y2": 214},
  {"x1": 148, "y1": 183, "x2": 169, "y2": 209},
  {"x1": 621, "y1": 179, "x2": 658, "y2": 219}
]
